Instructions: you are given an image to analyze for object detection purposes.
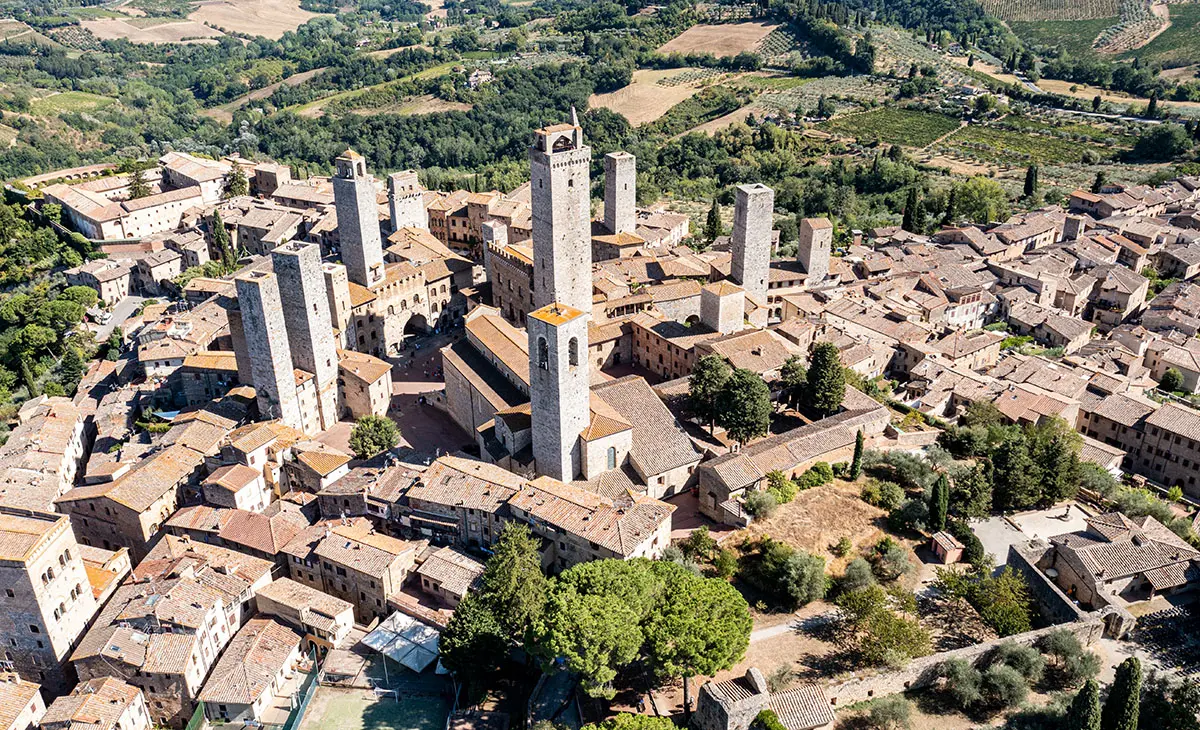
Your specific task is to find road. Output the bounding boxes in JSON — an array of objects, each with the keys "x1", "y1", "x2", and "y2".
[{"x1": 92, "y1": 295, "x2": 144, "y2": 341}]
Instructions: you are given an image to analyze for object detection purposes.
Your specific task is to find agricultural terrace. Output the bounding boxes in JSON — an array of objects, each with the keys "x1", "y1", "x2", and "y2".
[
  {"x1": 1010, "y1": 17, "x2": 1115, "y2": 57},
  {"x1": 590, "y1": 67, "x2": 735, "y2": 126},
  {"x1": 817, "y1": 108, "x2": 961, "y2": 148},
  {"x1": 655, "y1": 21, "x2": 779, "y2": 57},
  {"x1": 189, "y1": 0, "x2": 320, "y2": 40},
  {"x1": 1118, "y1": 2, "x2": 1200, "y2": 66},
  {"x1": 80, "y1": 17, "x2": 223, "y2": 44},
  {"x1": 752, "y1": 74, "x2": 896, "y2": 113},
  {"x1": 871, "y1": 27, "x2": 979, "y2": 88},
  {"x1": 980, "y1": 0, "x2": 1119, "y2": 22},
  {"x1": 932, "y1": 124, "x2": 1113, "y2": 167}
]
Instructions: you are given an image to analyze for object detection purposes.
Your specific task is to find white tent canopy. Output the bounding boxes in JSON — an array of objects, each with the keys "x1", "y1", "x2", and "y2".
[{"x1": 361, "y1": 612, "x2": 441, "y2": 673}]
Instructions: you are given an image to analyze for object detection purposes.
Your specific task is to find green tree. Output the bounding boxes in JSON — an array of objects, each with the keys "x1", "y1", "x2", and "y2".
[
  {"x1": 1067, "y1": 680, "x2": 1101, "y2": 730},
  {"x1": 689, "y1": 355, "x2": 731, "y2": 435},
  {"x1": 1101, "y1": 658, "x2": 1141, "y2": 730},
  {"x1": 348, "y1": 415, "x2": 398, "y2": 459},
  {"x1": 929, "y1": 473, "x2": 950, "y2": 532},
  {"x1": 901, "y1": 187, "x2": 920, "y2": 233},
  {"x1": 779, "y1": 356, "x2": 807, "y2": 409},
  {"x1": 535, "y1": 585, "x2": 643, "y2": 698},
  {"x1": 1028, "y1": 417, "x2": 1082, "y2": 505},
  {"x1": 849, "y1": 429, "x2": 864, "y2": 480},
  {"x1": 840, "y1": 557, "x2": 875, "y2": 593},
  {"x1": 704, "y1": 199, "x2": 722, "y2": 241},
  {"x1": 60, "y1": 345, "x2": 83, "y2": 394},
  {"x1": 716, "y1": 368, "x2": 772, "y2": 445},
  {"x1": 956, "y1": 176, "x2": 1009, "y2": 223},
  {"x1": 1146, "y1": 92, "x2": 1159, "y2": 119},
  {"x1": 803, "y1": 342, "x2": 845, "y2": 417},
  {"x1": 481, "y1": 522, "x2": 547, "y2": 642},
  {"x1": 1040, "y1": 629, "x2": 1101, "y2": 688},
  {"x1": 833, "y1": 585, "x2": 930, "y2": 668},
  {"x1": 643, "y1": 562, "x2": 752, "y2": 718},
  {"x1": 950, "y1": 460, "x2": 993, "y2": 519},
  {"x1": 42, "y1": 203, "x2": 62, "y2": 224},
  {"x1": 128, "y1": 167, "x2": 150, "y2": 200},
  {"x1": 941, "y1": 185, "x2": 958, "y2": 227},
  {"x1": 210, "y1": 211, "x2": 236, "y2": 270},
  {"x1": 1023, "y1": 164, "x2": 1039, "y2": 199},
  {"x1": 1159, "y1": 368, "x2": 1184, "y2": 392},
  {"x1": 582, "y1": 715, "x2": 676, "y2": 730},
  {"x1": 1092, "y1": 171, "x2": 1108, "y2": 194},
  {"x1": 224, "y1": 166, "x2": 249, "y2": 198},
  {"x1": 992, "y1": 429, "x2": 1039, "y2": 511},
  {"x1": 440, "y1": 592, "x2": 506, "y2": 684}
]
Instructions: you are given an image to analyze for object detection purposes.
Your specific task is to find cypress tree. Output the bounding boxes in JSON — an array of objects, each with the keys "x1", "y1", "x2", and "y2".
[
  {"x1": 211, "y1": 211, "x2": 235, "y2": 270},
  {"x1": 901, "y1": 187, "x2": 920, "y2": 233},
  {"x1": 1023, "y1": 165, "x2": 1039, "y2": 199},
  {"x1": 941, "y1": 186, "x2": 957, "y2": 227},
  {"x1": 1101, "y1": 657, "x2": 1141, "y2": 730},
  {"x1": 930, "y1": 473, "x2": 950, "y2": 532},
  {"x1": 1146, "y1": 93, "x2": 1158, "y2": 119},
  {"x1": 704, "y1": 199, "x2": 722, "y2": 241},
  {"x1": 849, "y1": 430, "x2": 864, "y2": 480},
  {"x1": 1067, "y1": 679, "x2": 1101, "y2": 730}
]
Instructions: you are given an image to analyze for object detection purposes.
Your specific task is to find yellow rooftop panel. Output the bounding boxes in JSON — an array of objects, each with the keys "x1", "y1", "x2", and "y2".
[{"x1": 528, "y1": 303, "x2": 586, "y2": 325}]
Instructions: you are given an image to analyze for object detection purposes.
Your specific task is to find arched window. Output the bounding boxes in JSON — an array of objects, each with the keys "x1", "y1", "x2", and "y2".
[
  {"x1": 538, "y1": 337, "x2": 549, "y2": 370},
  {"x1": 401, "y1": 300, "x2": 408, "y2": 310},
  {"x1": 607, "y1": 447, "x2": 617, "y2": 470},
  {"x1": 568, "y1": 337, "x2": 579, "y2": 367}
]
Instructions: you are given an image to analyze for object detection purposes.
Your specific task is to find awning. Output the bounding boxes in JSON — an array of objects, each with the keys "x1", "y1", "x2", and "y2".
[{"x1": 361, "y1": 611, "x2": 441, "y2": 673}]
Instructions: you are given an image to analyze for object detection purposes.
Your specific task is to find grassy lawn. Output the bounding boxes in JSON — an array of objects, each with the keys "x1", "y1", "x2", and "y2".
[
  {"x1": 29, "y1": 91, "x2": 115, "y2": 116},
  {"x1": 818, "y1": 108, "x2": 961, "y2": 148},
  {"x1": 1010, "y1": 17, "x2": 1114, "y2": 57},
  {"x1": 1121, "y1": 3, "x2": 1200, "y2": 66}
]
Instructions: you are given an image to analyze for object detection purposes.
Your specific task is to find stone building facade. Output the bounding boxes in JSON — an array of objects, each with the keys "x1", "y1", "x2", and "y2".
[{"x1": 530, "y1": 113, "x2": 593, "y2": 315}]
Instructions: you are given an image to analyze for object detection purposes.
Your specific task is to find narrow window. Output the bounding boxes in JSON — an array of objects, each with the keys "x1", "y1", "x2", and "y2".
[
  {"x1": 538, "y1": 337, "x2": 549, "y2": 370},
  {"x1": 568, "y1": 337, "x2": 579, "y2": 367}
]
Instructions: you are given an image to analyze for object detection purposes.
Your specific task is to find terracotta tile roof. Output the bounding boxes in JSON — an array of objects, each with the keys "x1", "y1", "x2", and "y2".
[
  {"x1": 510, "y1": 477, "x2": 674, "y2": 557},
  {"x1": 204, "y1": 464, "x2": 260, "y2": 493},
  {"x1": 337, "y1": 349, "x2": 391, "y2": 383},
  {"x1": 592, "y1": 376, "x2": 700, "y2": 477},
  {"x1": 313, "y1": 522, "x2": 416, "y2": 578},
  {"x1": 769, "y1": 684, "x2": 835, "y2": 730},
  {"x1": 415, "y1": 546, "x2": 484, "y2": 597},
  {"x1": 295, "y1": 445, "x2": 352, "y2": 477},
  {"x1": 0, "y1": 675, "x2": 41, "y2": 730},
  {"x1": 42, "y1": 678, "x2": 141, "y2": 730},
  {"x1": 1144, "y1": 401, "x2": 1200, "y2": 441},
  {"x1": 409, "y1": 455, "x2": 525, "y2": 513},
  {"x1": 255, "y1": 578, "x2": 353, "y2": 633},
  {"x1": 580, "y1": 394, "x2": 633, "y2": 442},
  {"x1": 199, "y1": 618, "x2": 301, "y2": 705}
]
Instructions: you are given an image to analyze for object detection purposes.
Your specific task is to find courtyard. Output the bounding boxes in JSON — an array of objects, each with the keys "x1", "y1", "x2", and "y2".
[
  {"x1": 296, "y1": 686, "x2": 451, "y2": 730},
  {"x1": 971, "y1": 501, "x2": 1091, "y2": 568}
]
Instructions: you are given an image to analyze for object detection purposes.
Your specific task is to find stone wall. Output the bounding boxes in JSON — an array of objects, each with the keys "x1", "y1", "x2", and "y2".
[
  {"x1": 823, "y1": 618, "x2": 1105, "y2": 707},
  {"x1": 1007, "y1": 540, "x2": 1090, "y2": 626}
]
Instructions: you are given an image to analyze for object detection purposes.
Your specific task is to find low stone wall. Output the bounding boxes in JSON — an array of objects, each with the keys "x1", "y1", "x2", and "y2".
[{"x1": 823, "y1": 618, "x2": 1105, "y2": 707}]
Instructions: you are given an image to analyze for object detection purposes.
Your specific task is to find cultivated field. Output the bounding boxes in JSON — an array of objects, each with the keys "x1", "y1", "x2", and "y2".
[
  {"x1": 1010, "y1": 17, "x2": 1114, "y2": 56},
  {"x1": 817, "y1": 108, "x2": 962, "y2": 148},
  {"x1": 1118, "y1": 2, "x2": 1200, "y2": 65},
  {"x1": 81, "y1": 17, "x2": 223, "y2": 43},
  {"x1": 932, "y1": 124, "x2": 1110, "y2": 166},
  {"x1": 203, "y1": 66, "x2": 324, "y2": 121},
  {"x1": 29, "y1": 91, "x2": 116, "y2": 116},
  {"x1": 980, "y1": 0, "x2": 1118, "y2": 21},
  {"x1": 351, "y1": 94, "x2": 473, "y2": 116},
  {"x1": 189, "y1": 0, "x2": 319, "y2": 40},
  {"x1": 589, "y1": 67, "x2": 726, "y2": 125},
  {"x1": 655, "y1": 21, "x2": 779, "y2": 57}
]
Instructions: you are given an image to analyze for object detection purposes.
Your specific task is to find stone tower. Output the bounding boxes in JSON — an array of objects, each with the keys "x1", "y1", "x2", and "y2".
[
  {"x1": 388, "y1": 170, "x2": 427, "y2": 232},
  {"x1": 700, "y1": 281, "x2": 745, "y2": 335},
  {"x1": 333, "y1": 149, "x2": 384, "y2": 289},
  {"x1": 604, "y1": 151, "x2": 636, "y2": 235},
  {"x1": 273, "y1": 241, "x2": 339, "y2": 430},
  {"x1": 235, "y1": 270, "x2": 304, "y2": 431},
  {"x1": 322, "y1": 262, "x2": 353, "y2": 349},
  {"x1": 730, "y1": 183, "x2": 774, "y2": 304},
  {"x1": 530, "y1": 109, "x2": 593, "y2": 315},
  {"x1": 528, "y1": 302, "x2": 590, "y2": 482},
  {"x1": 798, "y1": 217, "x2": 832, "y2": 285}
]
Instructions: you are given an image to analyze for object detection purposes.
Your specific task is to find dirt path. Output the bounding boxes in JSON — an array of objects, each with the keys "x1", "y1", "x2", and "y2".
[
  {"x1": 921, "y1": 120, "x2": 968, "y2": 151},
  {"x1": 676, "y1": 103, "x2": 759, "y2": 137}
]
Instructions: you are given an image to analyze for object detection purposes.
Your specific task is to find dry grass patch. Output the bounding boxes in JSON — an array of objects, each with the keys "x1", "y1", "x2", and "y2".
[
  {"x1": 656, "y1": 21, "x2": 779, "y2": 56},
  {"x1": 81, "y1": 17, "x2": 223, "y2": 43},
  {"x1": 589, "y1": 67, "x2": 720, "y2": 125},
  {"x1": 189, "y1": 0, "x2": 319, "y2": 39}
]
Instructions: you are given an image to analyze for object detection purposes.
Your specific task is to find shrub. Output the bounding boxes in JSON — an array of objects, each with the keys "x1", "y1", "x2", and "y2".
[
  {"x1": 866, "y1": 695, "x2": 913, "y2": 730},
  {"x1": 871, "y1": 538, "x2": 914, "y2": 582},
  {"x1": 750, "y1": 709, "x2": 787, "y2": 730},
  {"x1": 861, "y1": 479, "x2": 906, "y2": 510},
  {"x1": 739, "y1": 537, "x2": 826, "y2": 608},
  {"x1": 887, "y1": 498, "x2": 928, "y2": 533},
  {"x1": 840, "y1": 557, "x2": 876, "y2": 593},
  {"x1": 1039, "y1": 629, "x2": 1101, "y2": 688},
  {"x1": 938, "y1": 658, "x2": 983, "y2": 710},
  {"x1": 832, "y1": 536, "x2": 853, "y2": 557},
  {"x1": 714, "y1": 548, "x2": 738, "y2": 579},
  {"x1": 766, "y1": 470, "x2": 799, "y2": 503},
  {"x1": 946, "y1": 518, "x2": 987, "y2": 569},
  {"x1": 990, "y1": 642, "x2": 1044, "y2": 684},
  {"x1": 744, "y1": 490, "x2": 778, "y2": 519},
  {"x1": 981, "y1": 664, "x2": 1028, "y2": 710},
  {"x1": 681, "y1": 525, "x2": 717, "y2": 560}
]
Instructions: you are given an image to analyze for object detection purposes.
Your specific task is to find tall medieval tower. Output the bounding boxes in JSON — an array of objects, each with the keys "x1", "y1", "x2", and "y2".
[
  {"x1": 530, "y1": 109, "x2": 593, "y2": 315},
  {"x1": 272, "y1": 241, "x2": 339, "y2": 430},
  {"x1": 603, "y1": 151, "x2": 636, "y2": 235},
  {"x1": 528, "y1": 302, "x2": 590, "y2": 482},
  {"x1": 235, "y1": 270, "x2": 304, "y2": 431},
  {"x1": 333, "y1": 149, "x2": 384, "y2": 289},
  {"x1": 730, "y1": 183, "x2": 774, "y2": 304},
  {"x1": 388, "y1": 170, "x2": 427, "y2": 232}
]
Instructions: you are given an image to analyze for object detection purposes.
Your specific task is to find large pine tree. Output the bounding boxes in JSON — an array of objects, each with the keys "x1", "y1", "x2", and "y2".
[
  {"x1": 803, "y1": 342, "x2": 845, "y2": 417},
  {"x1": 1100, "y1": 657, "x2": 1141, "y2": 730}
]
